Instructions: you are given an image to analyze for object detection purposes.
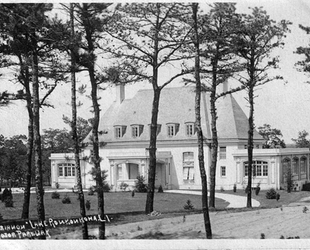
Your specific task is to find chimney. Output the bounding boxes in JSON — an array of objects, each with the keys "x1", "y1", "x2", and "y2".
[{"x1": 116, "y1": 83, "x2": 125, "y2": 104}]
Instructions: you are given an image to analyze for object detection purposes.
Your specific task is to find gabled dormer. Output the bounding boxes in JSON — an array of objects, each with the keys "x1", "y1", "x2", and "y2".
[
  {"x1": 131, "y1": 124, "x2": 144, "y2": 138},
  {"x1": 185, "y1": 122, "x2": 195, "y2": 137},
  {"x1": 166, "y1": 123, "x2": 180, "y2": 137},
  {"x1": 114, "y1": 125, "x2": 127, "y2": 139}
]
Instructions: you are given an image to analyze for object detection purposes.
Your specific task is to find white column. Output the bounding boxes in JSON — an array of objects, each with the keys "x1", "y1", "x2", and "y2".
[
  {"x1": 271, "y1": 162, "x2": 275, "y2": 184},
  {"x1": 236, "y1": 158, "x2": 241, "y2": 184}
]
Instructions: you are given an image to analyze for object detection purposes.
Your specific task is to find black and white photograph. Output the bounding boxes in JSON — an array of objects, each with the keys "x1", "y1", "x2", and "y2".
[{"x1": 1, "y1": 0, "x2": 310, "y2": 249}]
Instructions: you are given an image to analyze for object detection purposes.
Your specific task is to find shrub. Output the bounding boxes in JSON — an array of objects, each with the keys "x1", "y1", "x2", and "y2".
[
  {"x1": 183, "y1": 199, "x2": 194, "y2": 210},
  {"x1": 255, "y1": 183, "x2": 261, "y2": 196},
  {"x1": 62, "y1": 195, "x2": 71, "y2": 204},
  {"x1": 134, "y1": 175, "x2": 148, "y2": 193},
  {"x1": 119, "y1": 182, "x2": 129, "y2": 191},
  {"x1": 85, "y1": 200, "x2": 91, "y2": 211},
  {"x1": 158, "y1": 185, "x2": 163, "y2": 193},
  {"x1": 2, "y1": 188, "x2": 11, "y2": 202},
  {"x1": 103, "y1": 183, "x2": 111, "y2": 192},
  {"x1": 0, "y1": 213, "x2": 3, "y2": 222},
  {"x1": 88, "y1": 187, "x2": 95, "y2": 196},
  {"x1": 266, "y1": 188, "x2": 277, "y2": 199},
  {"x1": 303, "y1": 206, "x2": 308, "y2": 213},
  {"x1": 89, "y1": 168, "x2": 110, "y2": 192},
  {"x1": 51, "y1": 191, "x2": 60, "y2": 199},
  {"x1": 4, "y1": 197, "x2": 14, "y2": 207}
]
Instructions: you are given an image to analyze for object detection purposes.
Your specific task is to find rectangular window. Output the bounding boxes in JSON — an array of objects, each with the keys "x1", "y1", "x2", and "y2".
[
  {"x1": 58, "y1": 165, "x2": 63, "y2": 177},
  {"x1": 67, "y1": 167, "x2": 72, "y2": 176},
  {"x1": 263, "y1": 164, "x2": 268, "y2": 176},
  {"x1": 183, "y1": 152, "x2": 194, "y2": 162},
  {"x1": 115, "y1": 127, "x2": 122, "y2": 138},
  {"x1": 132, "y1": 126, "x2": 139, "y2": 138},
  {"x1": 186, "y1": 123, "x2": 194, "y2": 136},
  {"x1": 168, "y1": 125, "x2": 175, "y2": 137},
  {"x1": 256, "y1": 164, "x2": 262, "y2": 176},
  {"x1": 58, "y1": 163, "x2": 75, "y2": 177},
  {"x1": 183, "y1": 152, "x2": 194, "y2": 182},
  {"x1": 183, "y1": 167, "x2": 194, "y2": 180},
  {"x1": 219, "y1": 147, "x2": 226, "y2": 160},
  {"x1": 115, "y1": 126, "x2": 127, "y2": 138},
  {"x1": 244, "y1": 161, "x2": 268, "y2": 177},
  {"x1": 221, "y1": 166, "x2": 226, "y2": 177},
  {"x1": 128, "y1": 163, "x2": 139, "y2": 179}
]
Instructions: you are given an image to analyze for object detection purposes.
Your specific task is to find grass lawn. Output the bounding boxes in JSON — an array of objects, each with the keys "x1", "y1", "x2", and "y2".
[
  {"x1": 217, "y1": 189, "x2": 310, "y2": 208},
  {"x1": 0, "y1": 190, "x2": 229, "y2": 222}
]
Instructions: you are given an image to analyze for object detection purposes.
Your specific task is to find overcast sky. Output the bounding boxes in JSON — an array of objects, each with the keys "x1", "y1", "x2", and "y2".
[{"x1": 1, "y1": 0, "x2": 310, "y2": 144}]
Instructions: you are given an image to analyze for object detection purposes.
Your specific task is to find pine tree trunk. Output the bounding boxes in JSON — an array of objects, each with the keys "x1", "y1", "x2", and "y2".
[
  {"x1": 32, "y1": 49, "x2": 46, "y2": 239},
  {"x1": 247, "y1": 84, "x2": 254, "y2": 208},
  {"x1": 88, "y1": 63, "x2": 105, "y2": 239},
  {"x1": 192, "y1": 3, "x2": 212, "y2": 239},
  {"x1": 209, "y1": 89, "x2": 218, "y2": 208},
  {"x1": 208, "y1": 40, "x2": 220, "y2": 209},
  {"x1": 145, "y1": 88, "x2": 160, "y2": 214},
  {"x1": 21, "y1": 80, "x2": 33, "y2": 219},
  {"x1": 145, "y1": 5, "x2": 160, "y2": 214},
  {"x1": 70, "y1": 3, "x2": 88, "y2": 239},
  {"x1": 81, "y1": 3, "x2": 105, "y2": 239}
]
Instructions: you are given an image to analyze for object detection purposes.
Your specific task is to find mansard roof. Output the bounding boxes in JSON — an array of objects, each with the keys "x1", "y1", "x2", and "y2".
[
  {"x1": 215, "y1": 94, "x2": 262, "y2": 140},
  {"x1": 89, "y1": 86, "x2": 262, "y2": 143}
]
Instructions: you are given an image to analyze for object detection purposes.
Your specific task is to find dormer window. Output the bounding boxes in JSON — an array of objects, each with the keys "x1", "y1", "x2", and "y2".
[
  {"x1": 131, "y1": 124, "x2": 144, "y2": 138},
  {"x1": 114, "y1": 125, "x2": 127, "y2": 138},
  {"x1": 167, "y1": 123, "x2": 179, "y2": 137},
  {"x1": 185, "y1": 122, "x2": 195, "y2": 137}
]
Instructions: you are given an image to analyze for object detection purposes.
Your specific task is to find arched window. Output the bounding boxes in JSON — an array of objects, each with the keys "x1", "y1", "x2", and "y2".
[
  {"x1": 244, "y1": 161, "x2": 268, "y2": 177},
  {"x1": 282, "y1": 158, "x2": 291, "y2": 179},
  {"x1": 292, "y1": 157, "x2": 299, "y2": 175},
  {"x1": 301, "y1": 157, "x2": 307, "y2": 173}
]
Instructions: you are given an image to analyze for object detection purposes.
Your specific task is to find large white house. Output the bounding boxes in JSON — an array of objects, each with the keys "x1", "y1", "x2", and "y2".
[{"x1": 50, "y1": 84, "x2": 310, "y2": 191}]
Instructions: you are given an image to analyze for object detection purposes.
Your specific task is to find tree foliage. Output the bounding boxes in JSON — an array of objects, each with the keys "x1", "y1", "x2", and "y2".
[
  {"x1": 0, "y1": 135, "x2": 27, "y2": 187},
  {"x1": 234, "y1": 7, "x2": 290, "y2": 208},
  {"x1": 197, "y1": 3, "x2": 243, "y2": 209},
  {"x1": 292, "y1": 130, "x2": 310, "y2": 148},
  {"x1": 106, "y1": 2, "x2": 193, "y2": 215},
  {"x1": 296, "y1": 24, "x2": 310, "y2": 80},
  {"x1": 258, "y1": 124, "x2": 286, "y2": 148}
]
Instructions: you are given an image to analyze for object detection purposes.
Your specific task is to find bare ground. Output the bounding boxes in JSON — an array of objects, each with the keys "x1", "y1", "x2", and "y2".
[{"x1": 53, "y1": 203, "x2": 310, "y2": 240}]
